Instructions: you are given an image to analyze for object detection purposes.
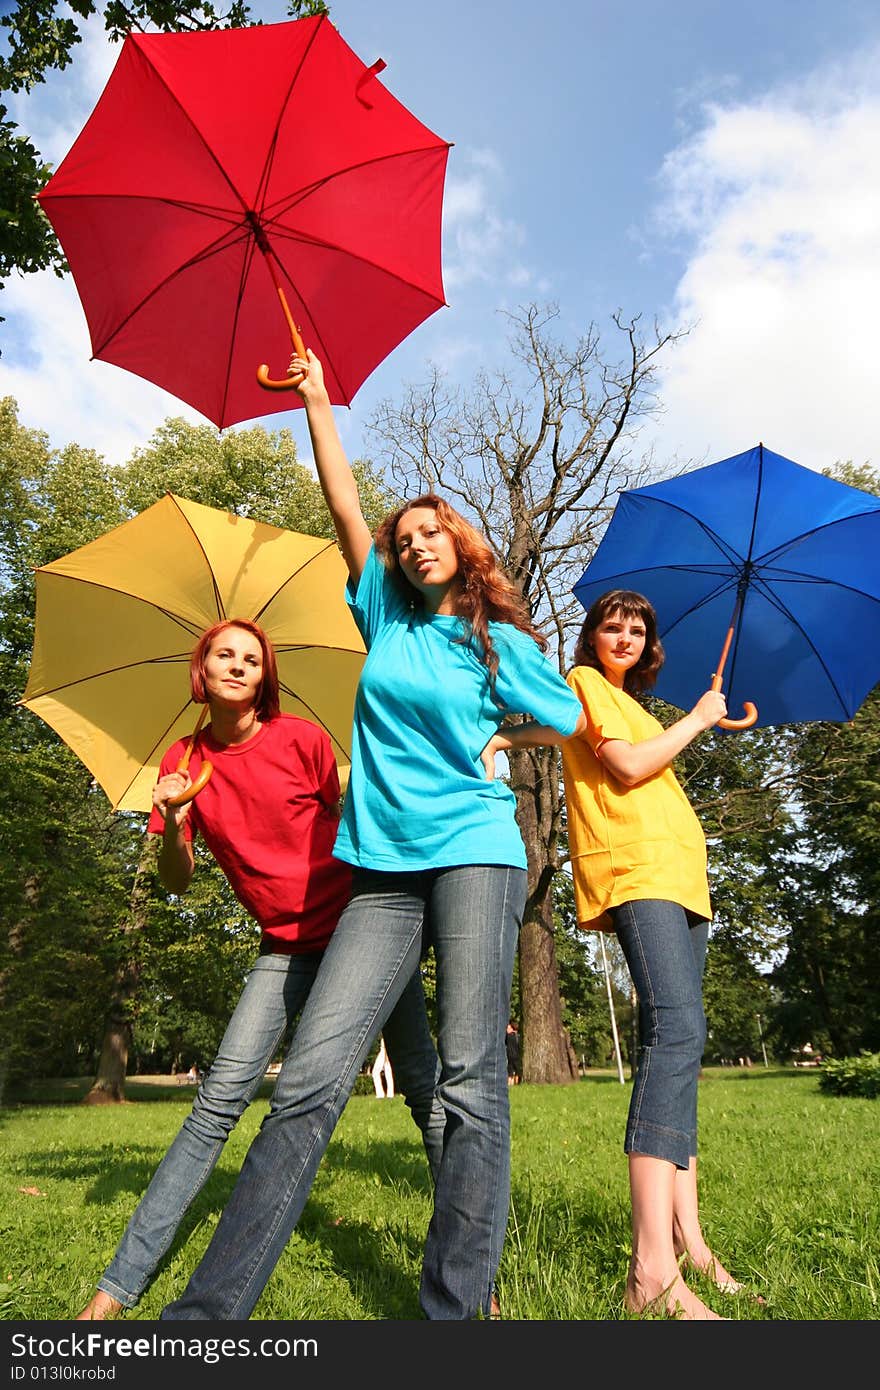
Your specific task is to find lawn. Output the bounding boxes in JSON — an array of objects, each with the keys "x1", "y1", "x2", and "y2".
[{"x1": 1, "y1": 1068, "x2": 876, "y2": 1321}]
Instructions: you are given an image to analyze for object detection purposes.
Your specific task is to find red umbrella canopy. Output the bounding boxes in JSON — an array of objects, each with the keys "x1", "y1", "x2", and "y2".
[{"x1": 37, "y1": 15, "x2": 451, "y2": 428}]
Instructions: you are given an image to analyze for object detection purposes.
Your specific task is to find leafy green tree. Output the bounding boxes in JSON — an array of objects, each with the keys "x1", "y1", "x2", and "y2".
[{"x1": 764, "y1": 463, "x2": 880, "y2": 1059}]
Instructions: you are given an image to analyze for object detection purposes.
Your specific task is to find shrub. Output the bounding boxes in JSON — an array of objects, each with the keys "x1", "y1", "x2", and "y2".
[{"x1": 818, "y1": 1052, "x2": 880, "y2": 1098}]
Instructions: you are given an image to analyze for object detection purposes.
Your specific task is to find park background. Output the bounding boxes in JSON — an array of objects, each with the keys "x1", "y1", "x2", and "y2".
[{"x1": 0, "y1": 0, "x2": 878, "y2": 1323}]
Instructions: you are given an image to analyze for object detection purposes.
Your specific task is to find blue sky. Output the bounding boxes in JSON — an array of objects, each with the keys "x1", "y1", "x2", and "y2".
[{"x1": 3, "y1": 0, "x2": 880, "y2": 478}]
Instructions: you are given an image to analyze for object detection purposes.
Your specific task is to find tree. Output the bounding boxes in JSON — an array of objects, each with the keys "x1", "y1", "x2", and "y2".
[
  {"x1": 366, "y1": 302, "x2": 683, "y2": 1082},
  {"x1": 0, "y1": 1, "x2": 328, "y2": 315},
  {"x1": 0, "y1": 400, "x2": 134, "y2": 1099},
  {"x1": 763, "y1": 463, "x2": 880, "y2": 1059}
]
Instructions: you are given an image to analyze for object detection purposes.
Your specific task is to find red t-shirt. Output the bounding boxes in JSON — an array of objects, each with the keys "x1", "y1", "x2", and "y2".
[{"x1": 147, "y1": 714, "x2": 352, "y2": 953}]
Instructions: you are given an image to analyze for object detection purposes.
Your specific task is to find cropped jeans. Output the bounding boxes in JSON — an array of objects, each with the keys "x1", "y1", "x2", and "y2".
[
  {"x1": 160, "y1": 863, "x2": 526, "y2": 1322},
  {"x1": 609, "y1": 899, "x2": 709, "y2": 1171},
  {"x1": 99, "y1": 948, "x2": 443, "y2": 1309}
]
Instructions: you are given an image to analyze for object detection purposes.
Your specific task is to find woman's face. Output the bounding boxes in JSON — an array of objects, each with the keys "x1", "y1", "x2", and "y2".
[
  {"x1": 203, "y1": 626, "x2": 264, "y2": 711},
  {"x1": 590, "y1": 608, "x2": 646, "y2": 686},
  {"x1": 394, "y1": 507, "x2": 460, "y2": 600}
]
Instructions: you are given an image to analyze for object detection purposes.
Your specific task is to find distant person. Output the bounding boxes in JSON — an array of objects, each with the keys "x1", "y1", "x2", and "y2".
[
  {"x1": 505, "y1": 1021, "x2": 521, "y2": 1086},
  {"x1": 371, "y1": 1037, "x2": 395, "y2": 1098},
  {"x1": 76, "y1": 618, "x2": 442, "y2": 1321}
]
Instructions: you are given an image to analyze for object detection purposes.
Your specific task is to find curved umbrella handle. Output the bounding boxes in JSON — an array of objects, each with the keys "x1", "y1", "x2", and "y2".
[
  {"x1": 711, "y1": 671, "x2": 758, "y2": 730},
  {"x1": 718, "y1": 703, "x2": 758, "y2": 731},
  {"x1": 711, "y1": 620, "x2": 758, "y2": 730},
  {"x1": 167, "y1": 759, "x2": 214, "y2": 806},
  {"x1": 256, "y1": 273, "x2": 308, "y2": 392},
  {"x1": 256, "y1": 362, "x2": 306, "y2": 391},
  {"x1": 166, "y1": 707, "x2": 214, "y2": 806}
]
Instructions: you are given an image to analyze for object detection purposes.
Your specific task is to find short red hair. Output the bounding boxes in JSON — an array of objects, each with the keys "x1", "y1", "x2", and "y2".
[{"x1": 189, "y1": 619, "x2": 281, "y2": 721}]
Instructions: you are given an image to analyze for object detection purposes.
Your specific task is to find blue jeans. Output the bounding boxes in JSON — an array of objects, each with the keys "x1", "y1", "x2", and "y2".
[
  {"x1": 99, "y1": 950, "x2": 443, "y2": 1308},
  {"x1": 610, "y1": 899, "x2": 708, "y2": 1171},
  {"x1": 160, "y1": 863, "x2": 526, "y2": 1321}
]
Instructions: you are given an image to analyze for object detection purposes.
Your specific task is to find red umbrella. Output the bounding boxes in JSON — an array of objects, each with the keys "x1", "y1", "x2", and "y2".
[{"x1": 36, "y1": 15, "x2": 451, "y2": 428}]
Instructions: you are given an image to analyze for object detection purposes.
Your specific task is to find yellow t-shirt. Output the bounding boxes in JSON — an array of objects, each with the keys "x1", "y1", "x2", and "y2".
[{"x1": 561, "y1": 665, "x2": 711, "y2": 931}]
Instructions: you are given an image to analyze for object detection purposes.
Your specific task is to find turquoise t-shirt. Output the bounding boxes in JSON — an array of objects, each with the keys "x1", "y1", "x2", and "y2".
[{"x1": 334, "y1": 546, "x2": 583, "y2": 871}]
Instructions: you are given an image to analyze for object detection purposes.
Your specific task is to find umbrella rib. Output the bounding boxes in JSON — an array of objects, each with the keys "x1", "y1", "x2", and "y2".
[
  {"x1": 30, "y1": 574, "x2": 209, "y2": 635},
  {"x1": 246, "y1": 224, "x2": 444, "y2": 407},
  {"x1": 630, "y1": 495, "x2": 746, "y2": 569},
  {"x1": 24, "y1": 653, "x2": 194, "y2": 701},
  {"x1": 113, "y1": 699, "x2": 206, "y2": 813},
  {"x1": 260, "y1": 143, "x2": 451, "y2": 226},
  {"x1": 741, "y1": 442, "x2": 764, "y2": 570},
  {"x1": 34, "y1": 567, "x2": 219, "y2": 633},
  {"x1": 166, "y1": 494, "x2": 227, "y2": 622},
  {"x1": 87, "y1": 212, "x2": 258, "y2": 359},
  {"x1": 251, "y1": 15, "x2": 325, "y2": 216},
  {"x1": 251, "y1": 540, "x2": 347, "y2": 623},
  {"x1": 277, "y1": 680, "x2": 352, "y2": 763},
  {"x1": 219, "y1": 233, "x2": 261, "y2": 428},
  {"x1": 755, "y1": 504, "x2": 880, "y2": 571},
  {"x1": 734, "y1": 574, "x2": 854, "y2": 720},
  {"x1": 757, "y1": 568, "x2": 880, "y2": 606},
  {"x1": 266, "y1": 219, "x2": 448, "y2": 300},
  {"x1": 132, "y1": 34, "x2": 299, "y2": 225}
]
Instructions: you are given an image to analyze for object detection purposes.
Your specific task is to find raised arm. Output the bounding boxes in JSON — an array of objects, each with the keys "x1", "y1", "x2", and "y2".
[{"x1": 292, "y1": 352, "x2": 373, "y2": 585}]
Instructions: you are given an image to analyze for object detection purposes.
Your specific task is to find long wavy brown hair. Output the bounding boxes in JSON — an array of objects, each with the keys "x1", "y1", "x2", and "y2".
[
  {"x1": 190, "y1": 618, "x2": 281, "y2": 721},
  {"x1": 374, "y1": 495, "x2": 547, "y2": 694},
  {"x1": 572, "y1": 589, "x2": 664, "y2": 694}
]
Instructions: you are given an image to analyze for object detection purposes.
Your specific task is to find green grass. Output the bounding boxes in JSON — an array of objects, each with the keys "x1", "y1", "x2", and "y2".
[{"x1": 1, "y1": 1069, "x2": 877, "y2": 1320}]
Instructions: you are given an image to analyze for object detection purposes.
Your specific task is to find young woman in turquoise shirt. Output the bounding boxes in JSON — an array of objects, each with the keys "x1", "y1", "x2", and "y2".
[{"x1": 160, "y1": 351, "x2": 585, "y2": 1322}]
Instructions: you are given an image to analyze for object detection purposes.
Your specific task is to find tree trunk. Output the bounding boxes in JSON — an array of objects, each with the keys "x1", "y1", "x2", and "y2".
[
  {"x1": 511, "y1": 746, "x2": 576, "y2": 1085},
  {"x1": 83, "y1": 836, "x2": 158, "y2": 1106}
]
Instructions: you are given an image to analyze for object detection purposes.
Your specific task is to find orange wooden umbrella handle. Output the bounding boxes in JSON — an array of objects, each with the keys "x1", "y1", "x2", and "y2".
[
  {"x1": 167, "y1": 707, "x2": 214, "y2": 806},
  {"x1": 167, "y1": 759, "x2": 214, "y2": 806},
  {"x1": 257, "y1": 282, "x2": 308, "y2": 391},
  {"x1": 711, "y1": 624, "x2": 758, "y2": 730},
  {"x1": 717, "y1": 702, "x2": 759, "y2": 731}
]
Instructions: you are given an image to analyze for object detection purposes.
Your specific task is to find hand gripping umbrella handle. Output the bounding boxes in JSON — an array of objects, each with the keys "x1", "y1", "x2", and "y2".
[
  {"x1": 167, "y1": 707, "x2": 214, "y2": 806},
  {"x1": 715, "y1": 694, "x2": 759, "y2": 731},
  {"x1": 257, "y1": 279, "x2": 308, "y2": 391},
  {"x1": 710, "y1": 624, "x2": 758, "y2": 729}
]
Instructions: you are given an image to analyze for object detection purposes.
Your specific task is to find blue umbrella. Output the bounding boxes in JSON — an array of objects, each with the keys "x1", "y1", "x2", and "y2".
[{"x1": 572, "y1": 443, "x2": 880, "y2": 729}]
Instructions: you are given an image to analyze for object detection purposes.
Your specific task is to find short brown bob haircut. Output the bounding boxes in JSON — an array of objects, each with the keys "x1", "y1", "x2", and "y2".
[{"x1": 572, "y1": 589, "x2": 664, "y2": 694}]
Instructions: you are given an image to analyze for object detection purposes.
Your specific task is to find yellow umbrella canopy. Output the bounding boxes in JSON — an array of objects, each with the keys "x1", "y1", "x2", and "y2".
[{"x1": 21, "y1": 493, "x2": 366, "y2": 811}]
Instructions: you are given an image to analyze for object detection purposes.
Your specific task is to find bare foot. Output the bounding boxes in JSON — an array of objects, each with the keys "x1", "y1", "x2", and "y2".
[
  {"x1": 677, "y1": 1245, "x2": 765, "y2": 1302},
  {"x1": 75, "y1": 1291, "x2": 123, "y2": 1321},
  {"x1": 626, "y1": 1264, "x2": 723, "y2": 1320}
]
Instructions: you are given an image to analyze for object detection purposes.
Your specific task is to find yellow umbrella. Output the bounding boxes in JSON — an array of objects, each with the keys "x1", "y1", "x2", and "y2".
[{"x1": 20, "y1": 493, "x2": 366, "y2": 811}]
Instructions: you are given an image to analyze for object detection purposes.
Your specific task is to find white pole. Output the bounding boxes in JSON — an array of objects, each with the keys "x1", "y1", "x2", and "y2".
[
  {"x1": 599, "y1": 930, "x2": 625, "y2": 1084},
  {"x1": 756, "y1": 1014, "x2": 769, "y2": 1069}
]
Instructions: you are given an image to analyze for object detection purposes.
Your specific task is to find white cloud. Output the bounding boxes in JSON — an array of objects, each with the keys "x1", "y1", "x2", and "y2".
[
  {"x1": 651, "y1": 52, "x2": 880, "y2": 473},
  {"x1": 1, "y1": 268, "x2": 205, "y2": 465},
  {"x1": 442, "y1": 151, "x2": 529, "y2": 292}
]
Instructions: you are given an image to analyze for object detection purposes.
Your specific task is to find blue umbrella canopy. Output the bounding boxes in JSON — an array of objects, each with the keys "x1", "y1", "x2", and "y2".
[{"x1": 572, "y1": 443, "x2": 880, "y2": 728}]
